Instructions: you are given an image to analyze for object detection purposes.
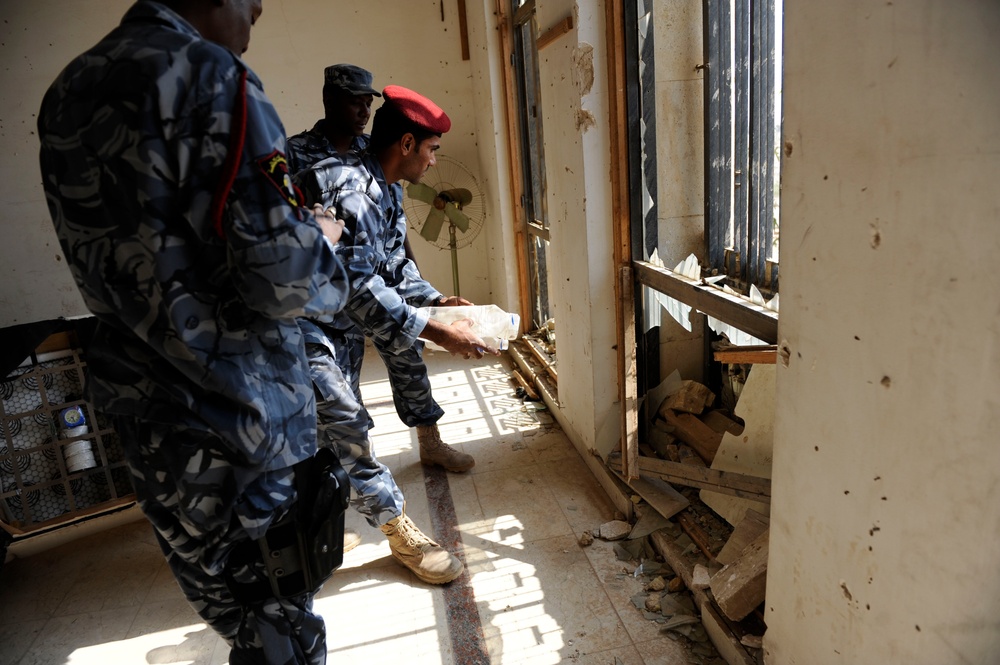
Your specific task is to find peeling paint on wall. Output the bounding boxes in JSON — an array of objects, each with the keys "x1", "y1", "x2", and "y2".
[
  {"x1": 573, "y1": 43, "x2": 594, "y2": 97},
  {"x1": 575, "y1": 108, "x2": 596, "y2": 132}
]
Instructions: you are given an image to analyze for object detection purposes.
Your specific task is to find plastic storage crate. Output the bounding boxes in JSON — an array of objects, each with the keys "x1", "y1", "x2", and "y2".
[{"x1": 0, "y1": 348, "x2": 134, "y2": 533}]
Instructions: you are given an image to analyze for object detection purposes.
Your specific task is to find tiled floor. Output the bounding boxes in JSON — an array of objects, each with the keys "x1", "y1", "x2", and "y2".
[{"x1": 0, "y1": 349, "x2": 704, "y2": 665}]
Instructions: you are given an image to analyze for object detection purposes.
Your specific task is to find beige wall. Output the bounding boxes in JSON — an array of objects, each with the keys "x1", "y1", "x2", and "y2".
[
  {"x1": 532, "y1": 0, "x2": 620, "y2": 456},
  {"x1": 767, "y1": 2, "x2": 1000, "y2": 663},
  {"x1": 0, "y1": 0, "x2": 498, "y2": 327}
]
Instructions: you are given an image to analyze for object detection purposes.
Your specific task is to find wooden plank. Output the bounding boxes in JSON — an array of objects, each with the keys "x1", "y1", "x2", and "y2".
[
  {"x1": 717, "y1": 509, "x2": 770, "y2": 566},
  {"x1": 621, "y1": 267, "x2": 638, "y2": 480},
  {"x1": 699, "y1": 599, "x2": 759, "y2": 665},
  {"x1": 709, "y1": 527, "x2": 770, "y2": 621},
  {"x1": 626, "y1": 475, "x2": 689, "y2": 521},
  {"x1": 648, "y1": 530, "x2": 757, "y2": 665},
  {"x1": 658, "y1": 380, "x2": 716, "y2": 415},
  {"x1": 701, "y1": 409, "x2": 745, "y2": 436},
  {"x1": 608, "y1": 454, "x2": 771, "y2": 504},
  {"x1": 714, "y1": 345, "x2": 777, "y2": 365},
  {"x1": 661, "y1": 410, "x2": 724, "y2": 464},
  {"x1": 524, "y1": 337, "x2": 558, "y2": 382},
  {"x1": 510, "y1": 369, "x2": 540, "y2": 401},
  {"x1": 633, "y1": 260, "x2": 779, "y2": 344},
  {"x1": 456, "y1": 0, "x2": 470, "y2": 60},
  {"x1": 494, "y1": 0, "x2": 532, "y2": 330},
  {"x1": 537, "y1": 15, "x2": 573, "y2": 50},
  {"x1": 677, "y1": 511, "x2": 717, "y2": 563},
  {"x1": 604, "y1": 0, "x2": 637, "y2": 485}
]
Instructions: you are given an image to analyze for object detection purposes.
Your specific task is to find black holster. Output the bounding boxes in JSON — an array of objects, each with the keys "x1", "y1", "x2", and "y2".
[{"x1": 226, "y1": 447, "x2": 350, "y2": 603}]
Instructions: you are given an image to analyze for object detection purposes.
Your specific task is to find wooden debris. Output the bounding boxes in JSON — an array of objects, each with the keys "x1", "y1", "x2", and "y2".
[
  {"x1": 713, "y1": 345, "x2": 778, "y2": 365},
  {"x1": 510, "y1": 370, "x2": 540, "y2": 401},
  {"x1": 709, "y1": 527, "x2": 770, "y2": 622},
  {"x1": 658, "y1": 380, "x2": 716, "y2": 416},
  {"x1": 677, "y1": 511, "x2": 717, "y2": 562},
  {"x1": 677, "y1": 444, "x2": 708, "y2": 468},
  {"x1": 626, "y1": 476, "x2": 689, "y2": 521},
  {"x1": 649, "y1": 529, "x2": 757, "y2": 665},
  {"x1": 646, "y1": 425, "x2": 676, "y2": 459},
  {"x1": 607, "y1": 454, "x2": 771, "y2": 504},
  {"x1": 717, "y1": 509, "x2": 770, "y2": 566},
  {"x1": 701, "y1": 409, "x2": 745, "y2": 436},
  {"x1": 661, "y1": 411, "x2": 724, "y2": 464}
]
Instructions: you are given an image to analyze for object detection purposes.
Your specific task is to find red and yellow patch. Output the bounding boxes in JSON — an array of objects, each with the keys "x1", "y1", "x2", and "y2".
[{"x1": 256, "y1": 150, "x2": 299, "y2": 207}]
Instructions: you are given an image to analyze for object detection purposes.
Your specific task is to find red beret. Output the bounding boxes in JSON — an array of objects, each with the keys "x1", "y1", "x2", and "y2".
[{"x1": 382, "y1": 84, "x2": 451, "y2": 134}]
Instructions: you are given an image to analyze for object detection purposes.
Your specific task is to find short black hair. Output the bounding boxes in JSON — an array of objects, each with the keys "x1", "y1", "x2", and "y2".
[{"x1": 369, "y1": 103, "x2": 439, "y2": 153}]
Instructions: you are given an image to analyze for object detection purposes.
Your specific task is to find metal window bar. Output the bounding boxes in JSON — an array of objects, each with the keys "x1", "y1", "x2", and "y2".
[{"x1": 704, "y1": 0, "x2": 733, "y2": 269}]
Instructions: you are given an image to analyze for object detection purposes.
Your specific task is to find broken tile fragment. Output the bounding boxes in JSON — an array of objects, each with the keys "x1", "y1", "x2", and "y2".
[
  {"x1": 692, "y1": 564, "x2": 712, "y2": 590},
  {"x1": 647, "y1": 575, "x2": 666, "y2": 592},
  {"x1": 599, "y1": 519, "x2": 632, "y2": 541}
]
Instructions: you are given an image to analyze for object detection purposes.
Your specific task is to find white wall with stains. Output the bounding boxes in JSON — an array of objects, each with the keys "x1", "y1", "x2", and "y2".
[
  {"x1": 532, "y1": 0, "x2": 620, "y2": 456},
  {"x1": 767, "y1": 2, "x2": 1000, "y2": 662}
]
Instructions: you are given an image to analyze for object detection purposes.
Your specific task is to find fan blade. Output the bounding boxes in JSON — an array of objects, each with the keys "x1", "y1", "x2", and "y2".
[
  {"x1": 420, "y1": 207, "x2": 447, "y2": 242},
  {"x1": 440, "y1": 188, "x2": 473, "y2": 207},
  {"x1": 443, "y1": 202, "x2": 471, "y2": 232},
  {"x1": 407, "y1": 182, "x2": 439, "y2": 205}
]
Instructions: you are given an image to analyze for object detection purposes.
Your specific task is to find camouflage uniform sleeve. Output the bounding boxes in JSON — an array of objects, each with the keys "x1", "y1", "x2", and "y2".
[
  {"x1": 382, "y1": 198, "x2": 442, "y2": 307},
  {"x1": 298, "y1": 170, "x2": 429, "y2": 354},
  {"x1": 222, "y1": 73, "x2": 348, "y2": 321}
]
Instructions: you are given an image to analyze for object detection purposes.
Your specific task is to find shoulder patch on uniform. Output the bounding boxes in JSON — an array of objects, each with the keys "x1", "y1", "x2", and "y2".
[{"x1": 256, "y1": 150, "x2": 299, "y2": 207}]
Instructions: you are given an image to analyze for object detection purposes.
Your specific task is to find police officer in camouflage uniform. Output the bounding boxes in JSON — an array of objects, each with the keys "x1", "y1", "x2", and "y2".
[
  {"x1": 38, "y1": 1, "x2": 350, "y2": 663},
  {"x1": 286, "y1": 63, "x2": 378, "y2": 175},
  {"x1": 294, "y1": 85, "x2": 498, "y2": 585},
  {"x1": 290, "y1": 67, "x2": 474, "y2": 467},
  {"x1": 287, "y1": 64, "x2": 419, "y2": 265}
]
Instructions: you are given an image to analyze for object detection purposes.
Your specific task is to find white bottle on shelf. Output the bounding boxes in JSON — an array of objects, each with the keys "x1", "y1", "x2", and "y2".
[
  {"x1": 423, "y1": 304, "x2": 520, "y2": 352},
  {"x1": 59, "y1": 405, "x2": 97, "y2": 472}
]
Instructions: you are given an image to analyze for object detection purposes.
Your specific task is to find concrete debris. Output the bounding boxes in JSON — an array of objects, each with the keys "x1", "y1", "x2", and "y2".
[
  {"x1": 740, "y1": 634, "x2": 763, "y2": 649},
  {"x1": 645, "y1": 594, "x2": 662, "y2": 613},
  {"x1": 577, "y1": 530, "x2": 594, "y2": 547},
  {"x1": 599, "y1": 519, "x2": 632, "y2": 541},
  {"x1": 647, "y1": 575, "x2": 666, "y2": 592},
  {"x1": 692, "y1": 564, "x2": 712, "y2": 590}
]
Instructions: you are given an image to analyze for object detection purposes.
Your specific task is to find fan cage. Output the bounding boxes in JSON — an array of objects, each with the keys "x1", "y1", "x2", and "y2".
[{"x1": 403, "y1": 155, "x2": 485, "y2": 250}]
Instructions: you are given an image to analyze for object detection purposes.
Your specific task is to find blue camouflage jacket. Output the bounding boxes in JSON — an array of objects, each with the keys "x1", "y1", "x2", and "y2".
[
  {"x1": 286, "y1": 120, "x2": 369, "y2": 176},
  {"x1": 37, "y1": 1, "x2": 350, "y2": 535},
  {"x1": 294, "y1": 154, "x2": 442, "y2": 355}
]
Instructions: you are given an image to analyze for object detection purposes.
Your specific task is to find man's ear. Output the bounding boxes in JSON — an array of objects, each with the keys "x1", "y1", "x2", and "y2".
[{"x1": 400, "y1": 133, "x2": 415, "y2": 155}]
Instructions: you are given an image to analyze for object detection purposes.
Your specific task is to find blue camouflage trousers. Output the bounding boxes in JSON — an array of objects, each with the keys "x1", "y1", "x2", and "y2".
[
  {"x1": 307, "y1": 329, "x2": 405, "y2": 527},
  {"x1": 114, "y1": 417, "x2": 327, "y2": 665},
  {"x1": 369, "y1": 332, "x2": 445, "y2": 428}
]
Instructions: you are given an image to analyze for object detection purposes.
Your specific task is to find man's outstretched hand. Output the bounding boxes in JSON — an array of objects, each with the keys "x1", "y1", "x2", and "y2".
[{"x1": 420, "y1": 318, "x2": 501, "y2": 359}]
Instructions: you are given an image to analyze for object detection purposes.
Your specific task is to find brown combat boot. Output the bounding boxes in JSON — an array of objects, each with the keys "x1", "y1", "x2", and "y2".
[
  {"x1": 380, "y1": 512, "x2": 463, "y2": 584},
  {"x1": 417, "y1": 424, "x2": 475, "y2": 473}
]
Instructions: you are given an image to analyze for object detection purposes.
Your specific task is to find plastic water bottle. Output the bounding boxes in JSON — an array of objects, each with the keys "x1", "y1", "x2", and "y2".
[
  {"x1": 59, "y1": 405, "x2": 97, "y2": 472},
  {"x1": 423, "y1": 304, "x2": 520, "y2": 352}
]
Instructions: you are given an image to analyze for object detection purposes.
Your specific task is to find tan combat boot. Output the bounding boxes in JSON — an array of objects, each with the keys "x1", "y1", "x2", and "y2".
[
  {"x1": 343, "y1": 527, "x2": 361, "y2": 553},
  {"x1": 380, "y1": 512, "x2": 463, "y2": 585},
  {"x1": 417, "y1": 424, "x2": 475, "y2": 473}
]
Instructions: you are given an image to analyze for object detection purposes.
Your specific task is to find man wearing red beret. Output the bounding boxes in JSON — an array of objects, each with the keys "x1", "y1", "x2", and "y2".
[{"x1": 294, "y1": 86, "x2": 496, "y2": 585}]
